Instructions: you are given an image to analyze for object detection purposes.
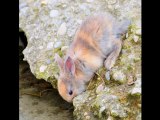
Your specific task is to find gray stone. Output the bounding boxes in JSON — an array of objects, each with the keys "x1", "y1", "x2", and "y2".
[
  {"x1": 49, "y1": 10, "x2": 60, "y2": 18},
  {"x1": 54, "y1": 41, "x2": 62, "y2": 48},
  {"x1": 136, "y1": 113, "x2": 141, "y2": 120},
  {"x1": 110, "y1": 104, "x2": 127, "y2": 118},
  {"x1": 96, "y1": 84, "x2": 105, "y2": 94},
  {"x1": 106, "y1": 0, "x2": 117, "y2": 5},
  {"x1": 105, "y1": 71, "x2": 110, "y2": 80},
  {"x1": 130, "y1": 77, "x2": 141, "y2": 96},
  {"x1": 86, "y1": 0, "x2": 94, "y2": 3},
  {"x1": 41, "y1": 0, "x2": 47, "y2": 5},
  {"x1": 136, "y1": 28, "x2": 141, "y2": 35},
  {"x1": 39, "y1": 46, "x2": 43, "y2": 50},
  {"x1": 86, "y1": 115, "x2": 91, "y2": 119},
  {"x1": 19, "y1": 3, "x2": 28, "y2": 10},
  {"x1": 126, "y1": 32, "x2": 128, "y2": 38},
  {"x1": 84, "y1": 112, "x2": 88, "y2": 116},
  {"x1": 112, "y1": 70, "x2": 126, "y2": 83},
  {"x1": 47, "y1": 42, "x2": 54, "y2": 50},
  {"x1": 19, "y1": 7, "x2": 29, "y2": 16},
  {"x1": 131, "y1": 88, "x2": 141, "y2": 95},
  {"x1": 39, "y1": 65, "x2": 47, "y2": 72},
  {"x1": 61, "y1": 46, "x2": 69, "y2": 52},
  {"x1": 133, "y1": 35, "x2": 139, "y2": 42},
  {"x1": 57, "y1": 22, "x2": 67, "y2": 35},
  {"x1": 46, "y1": 59, "x2": 51, "y2": 64},
  {"x1": 107, "y1": 116, "x2": 114, "y2": 120}
]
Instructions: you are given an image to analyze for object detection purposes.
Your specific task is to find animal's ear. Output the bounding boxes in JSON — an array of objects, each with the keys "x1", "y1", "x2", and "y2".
[
  {"x1": 65, "y1": 56, "x2": 75, "y2": 75},
  {"x1": 54, "y1": 53, "x2": 64, "y2": 71}
]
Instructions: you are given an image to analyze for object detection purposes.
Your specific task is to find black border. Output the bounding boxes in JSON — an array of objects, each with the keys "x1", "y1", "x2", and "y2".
[{"x1": 0, "y1": 0, "x2": 19, "y2": 119}]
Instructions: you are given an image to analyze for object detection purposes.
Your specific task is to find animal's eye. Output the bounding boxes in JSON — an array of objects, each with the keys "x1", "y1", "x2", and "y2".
[{"x1": 69, "y1": 90, "x2": 73, "y2": 95}]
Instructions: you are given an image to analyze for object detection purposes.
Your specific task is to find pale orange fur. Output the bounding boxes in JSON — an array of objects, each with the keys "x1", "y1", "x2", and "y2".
[{"x1": 55, "y1": 13, "x2": 130, "y2": 102}]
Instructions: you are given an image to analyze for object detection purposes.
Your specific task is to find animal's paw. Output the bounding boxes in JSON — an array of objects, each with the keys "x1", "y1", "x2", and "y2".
[
  {"x1": 104, "y1": 59, "x2": 115, "y2": 71},
  {"x1": 105, "y1": 71, "x2": 110, "y2": 80}
]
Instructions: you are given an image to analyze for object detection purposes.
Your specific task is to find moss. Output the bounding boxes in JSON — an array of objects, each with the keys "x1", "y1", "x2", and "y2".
[
  {"x1": 53, "y1": 47, "x2": 64, "y2": 57},
  {"x1": 34, "y1": 62, "x2": 58, "y2": 83},
  {"x1": 127, "y1": 65, "x2": 133, "y2": 71},
  {"x1": 124, "y1": 94, "x2": 141, "y2": 120},
  {"x1": 111, "y1": 112, "x2": 119, "y2": 118},
  {"x1": 35, "y1": 70, "x2": 48, "y2": 80},
  {"x1": 33, "y1": 8, "x2": 39, "y2": 13},
  {"x1": 133, "y1": 57, "x2": 140, "y2": 62},
  {"x1": 49, "y1": 78, "x2": 57, "y2": 89}
]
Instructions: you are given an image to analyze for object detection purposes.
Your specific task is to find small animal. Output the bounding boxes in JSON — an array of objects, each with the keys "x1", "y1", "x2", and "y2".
[{"x1": 55, "y1": 13, "x2": 130, "y2": 102}]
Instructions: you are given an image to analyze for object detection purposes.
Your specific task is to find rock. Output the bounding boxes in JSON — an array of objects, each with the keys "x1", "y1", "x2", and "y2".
[
  {"x1": 105, "y1": 71, "x2": 110, "y2": 80},
  {"x1": 131, "y1": 88, "x2": 141, "y2": 95},
  {"x1": 129, "y1": 77, "x2": 141, "y2": 96},
  {"x1": 108, "y1": 5, "x2": 114, "y2": 10},
  {"x1": 133, "y1": 35, "x2": 139, "y2": 42},
  {"x1": 54, "y1": 41, "x2": 62, "y2": 48},
  {"x1": 96, "y1": 84, "x2": 105, "y2": 94},
  {"x1": 107, "y1": 116, "x2": 114, "y2": 120},
  {"x1": 84, "y1": 112, "x2": 88, "y2": 116},
  {"x1": 136, "y1": 113, "x2": 141, "y2": 120},
  {"x1": 73, "y1": 88, "x2": 127, "y2": 119},
  {"x1": 73, "y1": 91, "x2": 90, "y2": 106},
  {"x1": 61, "y1": 46, "x2": 69, "y2": 52},
  {"x1": 87, "y1": 0, "x2": 94, "y2": 3},
  {"x1": 110, "y1": 104, "x2": 127, "y2": 118},
  {"x1": 112, "y1": 71, "x2": 126, "y2": 84},
  {"x1": 92, "y1": 93, "x2": 126, "y2": 118},
  {"x1": 79, "y1": 4, "x2": 87, "y2": 11},
  {"x1": 127, "y1": 76, "x2": 135, "y2": 85},
  {"x1": 67, "y1": 29, "x2": 76, "y2": 37},
  {"x1": 46, "y1": 59, "x2": 51, "y2": 64},
  {"x1": 57, "y1": 22, "x2": 67, "y2": 35},
  {"x1": 19, "y1": 7, "x2": 29, "y2": 16},
  {"x1": 114, "y1": 4, "x2": 120, "y2": 10},
  {"x1": 77, "y1": 19, "x2": 82, "y2": 24},
  {"x1": 126, "y1": 33, "x2": 128, "y2": 38},
  {"x1": 47, "y1": 42, "x2": 54, "y2": 50},
  {"x1": 103, "y1": 87, "x2": 110, "y2": 92},
  {"x1": 107, "y1": 0, "x2": 117, "y2": 5},
  {"x1": 128, "y1": 54, "x2": 135, "y2": 59},
  {"x1": 39, "y1": 65, "x2": 47, "y2": 72},
  {"x1": 49, "y1": 10, "x2": 60, "y2": 18},
  {"x1": 136, "y1": 28, "x2": 141, "y2": 35},
  {"x1": 86, "y1": 115, "x2": 91, "y2": 119},
  {"x1": 19, "y1": 3, "x2": 27, "y2": 10},
  {"x1": 62, "y1": 4, "x2": 67, "y2": 8},
  {"x1": 99, "y1": 106, "x2": 105, "y2": 113},
  {"x1": 41, "y1": 0, "x2": 47, "y2": 5},
  {"x1": 135, "y1": 78, "x2": 141, "y2": 88},
  {"x1": 39, "y1": 46, "x2": 43, "y2": 49}
]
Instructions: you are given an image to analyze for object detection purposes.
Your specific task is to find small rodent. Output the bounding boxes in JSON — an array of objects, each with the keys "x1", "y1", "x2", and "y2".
[{"x1": 55, "y1": 13, "x2": 130, "y2": 102}]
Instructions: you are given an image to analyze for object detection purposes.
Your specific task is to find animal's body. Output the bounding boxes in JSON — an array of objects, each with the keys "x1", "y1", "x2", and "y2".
[{"x1": 55, "y1": 13, "x2": 130, "y2": 102}]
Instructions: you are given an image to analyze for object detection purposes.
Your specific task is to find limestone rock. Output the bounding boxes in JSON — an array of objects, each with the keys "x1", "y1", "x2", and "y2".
[
  {"x1": 19, "y1": 0, "x2": 141, "y2": 119},
  {"x1": 57, "y1": 22, "x2": 67, "y2": 35}
]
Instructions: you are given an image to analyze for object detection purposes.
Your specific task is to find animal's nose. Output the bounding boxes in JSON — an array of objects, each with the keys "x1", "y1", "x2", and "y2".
[{"x1": 69, "y1": 90, "x2": 73, "y2": 95}]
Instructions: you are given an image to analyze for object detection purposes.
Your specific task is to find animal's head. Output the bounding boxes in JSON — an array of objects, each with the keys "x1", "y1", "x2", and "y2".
[{"x1": 54, "y1": 53, "x2": 86, "y2": 102}]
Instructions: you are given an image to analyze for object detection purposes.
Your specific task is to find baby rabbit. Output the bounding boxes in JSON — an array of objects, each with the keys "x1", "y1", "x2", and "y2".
[{"x1": 55, "y1": 13, "x2": 130, "y2": 102}]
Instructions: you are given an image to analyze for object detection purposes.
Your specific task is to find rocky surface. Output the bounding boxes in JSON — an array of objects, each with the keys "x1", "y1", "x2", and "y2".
[{"x1": 19, "y1": 0, "x2": 141, "y2": 119}]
